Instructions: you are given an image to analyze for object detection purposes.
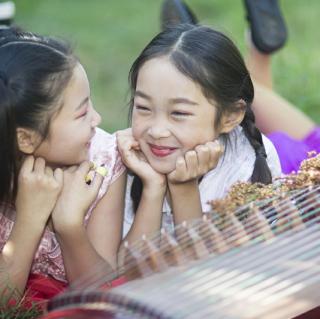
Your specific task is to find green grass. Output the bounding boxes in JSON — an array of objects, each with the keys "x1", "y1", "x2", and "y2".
[
  {"x1": 14, "y1": 0, "x2": 320, "y2": 133},
  {"x1": 0, "y1": 289, "x2": 42, "y2": 319}
]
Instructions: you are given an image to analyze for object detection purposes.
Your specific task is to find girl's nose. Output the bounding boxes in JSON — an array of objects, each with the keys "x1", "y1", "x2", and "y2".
[
  {"x1": 91, "y1": 108, "x2": 101, "y2": 127},
  {"x1": 147, "y1": 122, "x2": 170, "y2": 139}
]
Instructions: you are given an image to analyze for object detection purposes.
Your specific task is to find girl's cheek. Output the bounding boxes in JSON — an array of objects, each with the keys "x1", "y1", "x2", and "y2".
[
  {"x1": 132, "y1": 119, "x2": 144, "y2": 137},
  {"x1": 132, "y1": 127, "x2": 142, "y2": 141}
]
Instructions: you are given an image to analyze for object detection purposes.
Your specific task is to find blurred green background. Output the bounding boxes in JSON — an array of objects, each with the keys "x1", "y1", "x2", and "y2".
[{"x1": 15, "y1": 0, "x2": 320, "y2": 133}]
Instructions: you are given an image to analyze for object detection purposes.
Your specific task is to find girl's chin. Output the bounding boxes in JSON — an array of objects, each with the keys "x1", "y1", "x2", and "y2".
[{"x1": 149, "y1": 162, "x2": 176, "y2": 175}]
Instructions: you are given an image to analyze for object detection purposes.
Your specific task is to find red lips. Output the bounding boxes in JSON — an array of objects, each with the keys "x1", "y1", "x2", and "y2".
[{"x1": 149, "y1": 144, "x2": 177, "y2": 157}]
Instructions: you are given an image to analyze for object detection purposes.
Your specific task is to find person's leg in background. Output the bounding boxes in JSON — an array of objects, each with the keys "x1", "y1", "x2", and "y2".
[
  {"x1": 244, "y1": 0, "x2": 315, "y2": 140},
  {"x1": 244, "y1": 1, "x2": 320, "y2": 172}
]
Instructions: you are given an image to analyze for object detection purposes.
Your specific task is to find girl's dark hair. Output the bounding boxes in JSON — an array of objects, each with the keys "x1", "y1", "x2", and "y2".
[
  {"x1": 0, "y1": 27, "x2": 77, "y2": 206},
  {"x1": 128, "y1": 24, "x2": 272, "y2": 211}
]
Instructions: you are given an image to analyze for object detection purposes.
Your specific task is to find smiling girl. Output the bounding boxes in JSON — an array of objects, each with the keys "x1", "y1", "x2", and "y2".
[
  {"x1": 117, "y1": 24, "x2": 281, "y2": 243},
  {"x1": 0, "y1": 27, "x2": 125, "y2": 302}
]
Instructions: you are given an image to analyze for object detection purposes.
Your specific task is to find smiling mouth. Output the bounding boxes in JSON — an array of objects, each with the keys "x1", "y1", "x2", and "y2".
[{"x1": 149, "y1": 144, "x2": 177, "y2": 157}]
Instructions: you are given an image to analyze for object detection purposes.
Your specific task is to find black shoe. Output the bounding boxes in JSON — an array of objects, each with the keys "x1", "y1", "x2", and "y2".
[
  {"x1": 243, "y1": 0, "x2": 287, "y2": 54},
  {"x1": 161, "y1": 0, "x2": 198, "y2": 30}
]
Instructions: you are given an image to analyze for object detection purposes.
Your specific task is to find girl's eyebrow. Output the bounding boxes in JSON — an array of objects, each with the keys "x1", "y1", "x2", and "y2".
[
  {"x1": 75, "y1": 97, "x2": 89, "y2": 111},
  {"x1": 134, "y1": 90, "x2": 151, "y2": 100},
  {"x1": 169, "y1": 97, "x2": 198, "y2": 106},
  {"x1": 135, "y1": 91, "x2": 198, "y2": 106}
]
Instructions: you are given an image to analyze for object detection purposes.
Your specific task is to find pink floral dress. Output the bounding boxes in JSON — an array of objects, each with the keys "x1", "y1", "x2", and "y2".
[{"x1": 0, "y1": 128, "x2": 125, "y2": 284}]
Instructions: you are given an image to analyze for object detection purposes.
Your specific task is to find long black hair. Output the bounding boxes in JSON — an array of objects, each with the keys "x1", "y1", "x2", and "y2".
[
  {"x1": 128, "y1": 24, "x2": 272, "y2": 212},
  {"x1": 0, "y1": 27, "x2": 77, "y2": 206}
]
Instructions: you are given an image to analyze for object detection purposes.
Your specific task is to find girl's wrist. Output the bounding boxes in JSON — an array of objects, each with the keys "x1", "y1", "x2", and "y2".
[
  {"x1": 52, "y1": 213, "x2": 85, "y2": 234},
  {"x1": 142, "y1": 178, "x2": 167, "y2": 193},
  {"x1": 168, "y1": 178, "x2": 198, "y2": 191},
  {"x1": 15, "y1": 211, "x2": 48, "y2": 230},
  {"x1": 142, "y1": 182, "x2": 167, "y2": 198}
]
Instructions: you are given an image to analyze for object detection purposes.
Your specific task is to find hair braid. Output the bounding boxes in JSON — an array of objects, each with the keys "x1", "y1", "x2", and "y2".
[
  {"x1": 131, "y1": 175, "x2": 143, "y2": 213},
  {"x1": 240, "y1": 108, "x2": 272, "y2": 184}
]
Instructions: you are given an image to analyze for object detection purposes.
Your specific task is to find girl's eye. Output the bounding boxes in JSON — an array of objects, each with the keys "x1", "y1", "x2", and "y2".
[
  {"x1": 76, "y1": 108, "x2": 89, "y2": 119},
  {"x1": 135, "y1": 105, "x2": 151, "y2": 112},
  {"x1": 172, "y1": 111, "x2": 191, "y2": 117}
]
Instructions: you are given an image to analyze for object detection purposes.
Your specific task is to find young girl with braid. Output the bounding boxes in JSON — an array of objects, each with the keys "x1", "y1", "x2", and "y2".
[{"x1": 117, "y1": 24, "x2": 281, "y2": 243}]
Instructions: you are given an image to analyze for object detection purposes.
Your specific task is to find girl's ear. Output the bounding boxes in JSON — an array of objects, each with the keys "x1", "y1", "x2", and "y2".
[
  {"x1": 219, "y1": 100, "x2": 246, "y2": 134},
  {"x1": 16, "y1": 128, "x2": 41, "y2": 154}
]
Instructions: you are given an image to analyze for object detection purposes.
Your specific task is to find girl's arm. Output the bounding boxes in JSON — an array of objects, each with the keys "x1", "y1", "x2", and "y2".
[
  {"x1": 51, "y1": 161, "x2": 115, "y2": 283},
  {"x1": 0, "y1": 156, "x2": 63, "y2": 296},
  {"x1": 168, "y1": 179, "x2": 202, "y2": 226},
  {"x1": 116, "y1": 129, "x2": 166, "y2": 245},
  {"x1": 86, "y1": 171, "x2": 126, "y2": 269},
  {"x1": 1, "y1": 218, "x2": 48, "y2": 296},
  {"x1": 123, "y1": 177, "x2": 166, "y2": 245},
  {"x1": 167, "y1": 141, "x2": 223, "y2": 226}
]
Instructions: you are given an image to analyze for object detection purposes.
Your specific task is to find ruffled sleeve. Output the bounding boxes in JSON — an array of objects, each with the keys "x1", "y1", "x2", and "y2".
[{"x1": 86, "y1": 128, "x2": 125, "y2": 220}]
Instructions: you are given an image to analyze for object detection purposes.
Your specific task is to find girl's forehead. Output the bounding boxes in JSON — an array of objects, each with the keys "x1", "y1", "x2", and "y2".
[
  {"x1": 137, "y1": 57, "x2": 210, "y2": 104},
  {"x1": 59, "y1": 63, "x2": 89, "y2": 111}
]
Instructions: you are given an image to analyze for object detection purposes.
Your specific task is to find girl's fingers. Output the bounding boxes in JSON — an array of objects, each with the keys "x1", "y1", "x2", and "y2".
[
  {"x1": 172, "y1": 141, "x2": 224, "y2": 182},
  {"x1": 45, "y1": 166, "x2": 53, "y2": 177},
  {"x1": 171, "y1": 156, "x2": 187, "y2": 180},
  {"x1": 66, "y1": 165, "x2": 78, "y2": 174},
  {"x1": 77, "y1": 161, "x2": 92, "y2": 176},
  {"x1": 20, "y1": 155, "x2": 35, "y2": 174},
  {"x1": 176, "y1": 156, "x2": 187, "y2": 171},
  {"x1": 207, "y1": 140, "x2": 224, "y2": 168},
  {"x1": 33, "y1": 157, "x2": 46, "y2": 173},
  {"x1": 90, "y1": 171, "x2": 104, "y2": 193},
  {"x1": 184, "y1": 150, "x2": 198, "y2": 173},
  {"x1": 195, "y1": 144, "x2": 211, "y2": 171},
  {"x1": 120, "y1": 140, "x2": 143, "y2": 168},
  {"x1": 118, "y1": 138, "x2": 139, "y2": 155},
  {"x1": 54, "y1": 168, "x2": 64, "y2": 185}
]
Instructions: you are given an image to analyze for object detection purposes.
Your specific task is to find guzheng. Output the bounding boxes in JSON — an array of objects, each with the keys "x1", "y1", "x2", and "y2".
[{"x1": 44, "y1": 155, "x2": 320, "y2": 319}]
